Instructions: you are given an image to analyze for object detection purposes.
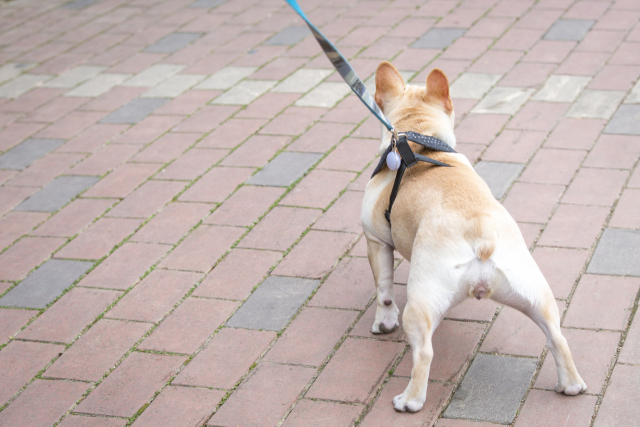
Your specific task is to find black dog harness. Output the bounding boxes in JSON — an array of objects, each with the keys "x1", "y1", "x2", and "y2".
[{"x1": 371, "y1": 131, "x2": 457, "y2": 223}]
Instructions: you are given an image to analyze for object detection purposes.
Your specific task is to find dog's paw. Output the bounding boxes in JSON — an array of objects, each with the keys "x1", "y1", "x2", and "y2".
[
  {"x1": 555, "y1": 379, "x2": 587, "y2": 396},
  {"x1": 393, "y1": 393, "x2": 424, "y2": 413},
  {"x1": 371, "y1": 303, "x2": 399, "y2": 334}
]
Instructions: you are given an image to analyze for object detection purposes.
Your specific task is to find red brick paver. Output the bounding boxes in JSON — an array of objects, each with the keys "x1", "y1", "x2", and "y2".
[{"x1": 75, "y1": 352, "x2": 185, "y2": 417}]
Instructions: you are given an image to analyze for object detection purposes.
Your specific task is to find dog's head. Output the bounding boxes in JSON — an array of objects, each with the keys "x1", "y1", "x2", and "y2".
[{"x1": 374, "y1": 61, "x2": 456, "y2": 151}]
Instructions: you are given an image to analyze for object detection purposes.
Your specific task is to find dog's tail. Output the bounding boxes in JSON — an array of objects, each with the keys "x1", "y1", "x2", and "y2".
[{"x1": 471, "y1": 217, "x2": 497, "y2": 263}]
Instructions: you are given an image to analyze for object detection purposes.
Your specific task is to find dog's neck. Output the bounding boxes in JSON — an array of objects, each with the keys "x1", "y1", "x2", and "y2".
[
  {"x1": 377, "y1": 89, "x2": 456, "y2": 155},
  {"x1": 378, "y1": 122, "x2": 457, "y2": 156}
]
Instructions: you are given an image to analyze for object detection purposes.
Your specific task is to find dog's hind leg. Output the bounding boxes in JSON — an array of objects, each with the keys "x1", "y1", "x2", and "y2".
[
  {"x1": 366, "y1": 238, "x2": 399, "y2": 334},
  {"x1": 392, "y1": 298, "x2": 437, "y2": 412},
  {"x1": 491, "y1": 242, "x2": 587, "y2": 396}
]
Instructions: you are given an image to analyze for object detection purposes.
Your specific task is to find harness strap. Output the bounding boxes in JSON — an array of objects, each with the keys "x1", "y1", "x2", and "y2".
[
  {"x1": 372, "y1": 133, "x2": 455, "y2": 224},
  {"x1": 385, "y1": 162, "x2": 406, "y2": 223}
]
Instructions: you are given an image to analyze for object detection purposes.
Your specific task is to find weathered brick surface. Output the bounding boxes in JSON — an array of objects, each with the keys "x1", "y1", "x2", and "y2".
[
  {"x1": 79, "y1": 242, "x2": 169, "y2": 290},
  {"x1": 0, "y1": 308, "x2": 36, "y2": 345},
  {"x1": 19, "y1": 287, "x2": 121, "y2": 343},
  {"x1": 0, "y1": 379, "x2": 88, "y2": 427},
  {"x1": 194, "y1": 248, "x2": 281, "y2": 300},
  {"x1": 76, "y1": 352, "x2": 185, "y2": 417},
  {"x1": 45, "y1": 318, "x2": 150, "y2": 381},
  {"x1": 133, "y1": 386, "x2": 224, "y2": 427},
  {"x1": 54, "y1": 217, "x2": 141, "y2": 260},
  {"x1": 265, "y1": 307, "x2": 358, "y2": 366},
  {"x1": 158, "y1": 225, "x2": 244, "y2": 272},
  {"x1": 307, "y1": 338, "x2": 404, "y2": 404},
  {"x1": 174, "y1": 328, "x2": 276, "y2": 389},
  {"x1": 209, "y1": 363, "x2": 316, "y2": 427},
  {"x1": 138, "y1": 297, "x2": 238, "y2": 354},
  {"x1": 0, "y1": 340, "x2": 65, "y2": 405},
  {"x1": 1, "y1": 0, "x2": 639, "y2": 424},
  {"x1": 106, "y1": 269, "x2": 200, "y2": 323}
]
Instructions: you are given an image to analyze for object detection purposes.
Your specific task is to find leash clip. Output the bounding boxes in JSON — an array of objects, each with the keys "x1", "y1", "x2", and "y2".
[{"x1": 386, "y1": 129, "x2": 402, "y2": 171}]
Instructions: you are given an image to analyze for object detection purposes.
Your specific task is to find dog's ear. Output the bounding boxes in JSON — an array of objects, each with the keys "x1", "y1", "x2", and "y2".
[
  {"x1": 426, "y1": 69, "x2": 453, "y2": 113},
  {"x1": 375, "y1": 61, "x2": 404, "y2": 111}
]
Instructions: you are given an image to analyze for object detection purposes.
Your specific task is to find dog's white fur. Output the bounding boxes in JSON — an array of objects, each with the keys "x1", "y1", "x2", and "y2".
[{"x1": 361, "y1": 62, "x2": 586, "y2": 413}]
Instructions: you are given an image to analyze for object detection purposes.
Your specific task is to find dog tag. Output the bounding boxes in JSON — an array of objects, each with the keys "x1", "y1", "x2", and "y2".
[{"x1": 386, "y1": 151, "x2": 401, "y2": 171}]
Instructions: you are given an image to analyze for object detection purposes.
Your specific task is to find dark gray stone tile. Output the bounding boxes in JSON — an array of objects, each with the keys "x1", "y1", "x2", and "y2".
[
  {"x1": 190, "y1": 0, "x2": 227, "y2": 7},
  {"x1": 0, "y1": 259, "x2": 93, "y2": 308},
  {"x1": 246, "y1": 152, "x2": 323, "y2": 187},
  {"x1": 411, "y1": 28, "x2": 466, "y2": 49},
  {"x1": 604, "y1": 105, "x2": 640, "y2": 135},
  {"x1": 474, "y1": 161, "x2": 525, "y2": 199},
  {"x1": 543, "y1": 19, "x2": 594, "y2": 41},
  {"x1": 265, "y1": 26, "x2": 311, "y2": 46},
  {"x1": 588, "y1": 228, "x2": 640, "y2": 276},
  {"x1": 225, "y1": 276, "x2": 319, "y2": 331},
  {"x1": 444, "y1": 354, "x2": 537, "y2": 424},
  {"x1": 62, "y1": 0, "x2": 100, "y2": 9},
  {"x1": 100, "y1": 98, "x2": 169, "y2": 124},
  {"x1": 15, "y1": 176, "x2": 99, "y2": 212},
  {"x1": 145, "y1": 33, "x2": 203, "y2": 53},
  {"x1": 0, "y1": 139, "x2": 64, "y2": 170}
]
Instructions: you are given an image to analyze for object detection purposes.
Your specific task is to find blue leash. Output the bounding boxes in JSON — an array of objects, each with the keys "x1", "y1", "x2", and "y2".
[
  {"x1": 284, "y1": 0, "x2": 394, "y2": 132},
  {"x1": 285, "y1": 0, "x2": 457, "y2": 223}
]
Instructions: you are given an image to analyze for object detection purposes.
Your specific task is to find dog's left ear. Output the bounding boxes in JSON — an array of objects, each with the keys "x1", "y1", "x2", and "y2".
[
  {"x1": 426, "y1": 69, "x2": 453, "y2": 113},
  {"x1": 375, "y1": 61, "x2": 404, "y2": 112}
]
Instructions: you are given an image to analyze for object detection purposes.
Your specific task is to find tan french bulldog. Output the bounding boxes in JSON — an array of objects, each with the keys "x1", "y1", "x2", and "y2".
[{"x1": 361, "y1": 61, "x2": 587, "y2": 413}]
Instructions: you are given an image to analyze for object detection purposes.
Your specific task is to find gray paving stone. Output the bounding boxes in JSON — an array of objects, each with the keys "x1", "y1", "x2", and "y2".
[
  {"x1": 544, "y1": 19, "x2": 594, "y2": 41},
  {"x1": 604, "y1": 105, "x2": 640, "y2": 135},
  {"x1": 265, "y1": 26, "x2": 311, "y2": 46},
  {"x1": 211, "y1": 80, "x2": 276, "y2": 105},
  {"x1": 43, "y1": 66, "x2": 105, "y2": 89},
  {"x1": 63, "y1": 0, "x2": 101, "y2": 9},
  {"x1": 190, "y1": 0, "x2": 227, "y2": 7},
  {"x1": 65, "y1": 74, "x2": 130, "y2": 97},
  {"x1": 121, "y1": 64, "x2": 185, "y2": 88},
  {"x1": 474, "y1": 161, "x2": 524, "y2": 199},
  {"x1": 0, "y1": 139, "x2": 64, "y2": 170},
  {"x1": 145, "y1": 33, "x2": 203, "y2": 53},
  {"x1": 0, "y1": 63, "x2": 33, "y2": 85},
  {"x1": 141, "y1": 75, "x2": 205, "y2": 98},
  {"x1": 0, "y1": 259, "x2": 93, "y2": 308},
  {"x1": 15, "y1": 176, "x2": 99, "y2": 212},
  {"x1": 450, "y1": 73, "x2": 502, "y2": 100},
  {"x1": 626, "y1": 80, "x2": 640, "y2": 104},
  {"x1": 295, "y1": 82, "x2": 350, "y2": 108},
  {"x1": 272, "y1": 69, "x2": 333, "y2": 93},
  {"x1": 411, "y1": 28, "x2": 466, "y2": 49},
  {"x1": 472, "y1": 87, "x2": 535, "y2": 115},
  {"x1": 196, "y1": 67, "x2": 256, "y2": 90},
  {"x1": 588, "y1": 228, "x2": 640, "y2": 276},
  {"x1": 246, "y1": 152, "x2": 323, "y2": 187},
  {"x1": 567, "y1": 90, "x2": 626, "y2": 120},
  {"x1": 225, "y1": 276, "x2": 319, "y2": 331},
  {"x1": 532, "y1": 75, "x2": 591, "y2": 103},
  {"x1": 100, "y1": 98, "x2": 169, "y2": 124},
  {"x1": 0, "y1": 74, "x2": 51, "y2": 99},
  {"x1": 444, "y1": 354, "x2": 537, "y2": 424}
]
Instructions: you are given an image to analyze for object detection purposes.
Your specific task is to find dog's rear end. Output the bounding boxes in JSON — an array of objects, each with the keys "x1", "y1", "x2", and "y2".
[{"x1": 361, "y1": 62, "x2": 586, "y2": 413}]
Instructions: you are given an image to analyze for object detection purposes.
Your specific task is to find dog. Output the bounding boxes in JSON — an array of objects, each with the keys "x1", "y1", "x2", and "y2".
[{"x1": 360, "y1": 62, "x2": 587, "y2": 413}]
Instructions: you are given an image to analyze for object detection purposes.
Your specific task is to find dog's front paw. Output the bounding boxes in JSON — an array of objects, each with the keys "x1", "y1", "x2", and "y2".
[
  {"x1": 555, "y1": 378, "x2": 587, "y2": 396},
  {"x1": 393, "y1": 393, "x2": 424, "y2": 413},
  {"x1": 371, "y1": 302, "x2": 399, "y2": 334}
]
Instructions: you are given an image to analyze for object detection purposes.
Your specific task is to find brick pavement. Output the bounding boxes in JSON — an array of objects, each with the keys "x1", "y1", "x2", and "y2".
[{"x1": 0, "y1": 0, "x2": 639, "y2": 425}]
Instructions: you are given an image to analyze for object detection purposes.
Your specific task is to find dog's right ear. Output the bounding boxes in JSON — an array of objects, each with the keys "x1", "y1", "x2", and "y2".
[
  {"x1": 426, "y1": 68, "x2": 453, "y2": 113},
  {"x1": 375, "y1": 61, "x2": 404, "y2": 112}
]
